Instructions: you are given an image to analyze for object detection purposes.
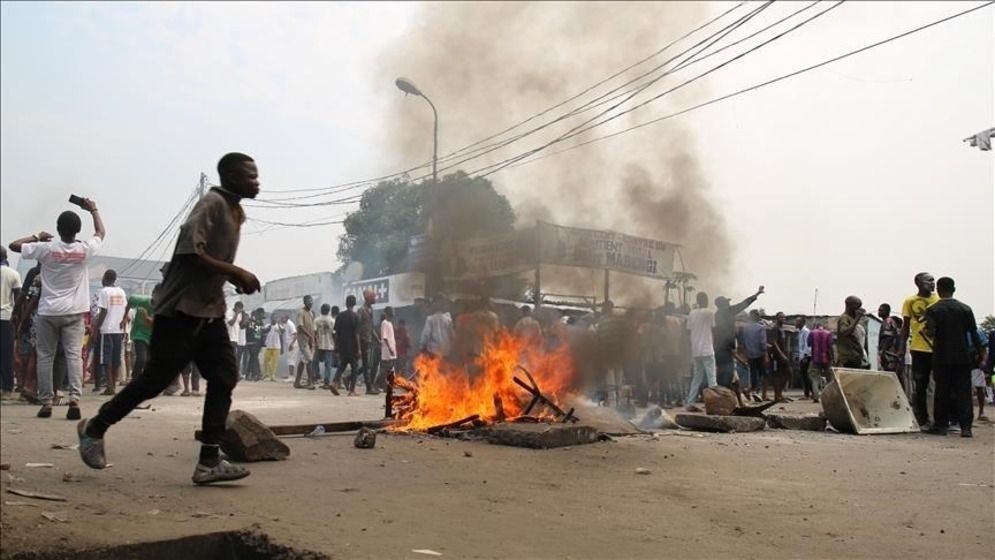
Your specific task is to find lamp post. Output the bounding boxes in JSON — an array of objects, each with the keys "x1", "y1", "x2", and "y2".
[
  {"x1": 395, "y1": 77, "x2": 438, "y2": 183},
  {"x1": 396, "y1": 77, "x2": 441, "y2": 297}
]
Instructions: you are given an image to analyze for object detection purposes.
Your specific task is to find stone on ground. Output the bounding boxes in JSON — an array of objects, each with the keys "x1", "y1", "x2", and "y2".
[
  {"x1": 220, "y1": 410, "x2": 290, "y2": 462},
  {"x1": 635, "y1": 406, "x2": 679, "y2": 430},
  {"x1": 766, "y1": 414, "x2": 827, "y2": 431},
  {"x1": 354, "y1": 427, "x2": 377, "y2": 449},
  {"x1": 486, "y1": 423, "x2": 599, "y2": 449},
  {"x1": 674, "y1": 413, "x2": 765, "y2": 433},
  {"x1": 703, "y1": 386, "x2": 739, "y2": 416}
]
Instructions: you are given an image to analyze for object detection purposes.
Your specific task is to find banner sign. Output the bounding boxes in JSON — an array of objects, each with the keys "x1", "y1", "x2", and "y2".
[
  {"x1": 537, "y1": 222, "x2": 675, "y2": 280},
  {"x1": 442, "y1": 229, "x2": 536, "y2": 280},
  {"x1": 344, "y1": 277, "x2": 390, "y2": 305}
]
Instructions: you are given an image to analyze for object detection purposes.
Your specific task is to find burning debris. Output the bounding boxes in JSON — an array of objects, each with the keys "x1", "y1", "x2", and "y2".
[{"x1": 386, "y1": 329, "x2": 579, "y2": 433}]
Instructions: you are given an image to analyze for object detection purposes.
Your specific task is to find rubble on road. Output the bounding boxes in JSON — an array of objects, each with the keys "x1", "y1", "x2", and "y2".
[{"x1": 674, "y1": 413, "x2": 766, "y2": 433}]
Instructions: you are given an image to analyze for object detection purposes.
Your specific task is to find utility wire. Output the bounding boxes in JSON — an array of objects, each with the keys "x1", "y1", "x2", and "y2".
[
  {"x1": 499, "y1": 1, "x2": 994, "y2": 171},
  {"x1": 253, "y1": 2, "x2": 753, "y2": 199},
  {"x1": 471, "y1": 0, "x2": 843, "y2": 178},
  {"x1": 118, "y1": 184, "x2": 200, "y2": 276}
]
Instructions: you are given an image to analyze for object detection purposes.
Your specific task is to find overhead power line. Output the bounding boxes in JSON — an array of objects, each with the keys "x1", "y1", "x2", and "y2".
[{"x1": 497, "y1": 0, "x2": 995, "y2": 171}]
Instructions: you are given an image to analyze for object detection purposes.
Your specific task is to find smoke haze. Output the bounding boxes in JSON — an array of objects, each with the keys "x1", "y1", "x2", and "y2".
[{"x1": 377, "y1": 2, "x2": 734, "y2": 306}]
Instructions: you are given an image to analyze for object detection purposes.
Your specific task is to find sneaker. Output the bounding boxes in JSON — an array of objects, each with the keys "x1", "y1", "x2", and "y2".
[
  {"x1": 924, "y1": 427, "x2": 948, "y2": 436},
  {"x1": 191, "y1": 459, "x2": 250, "y2": 485},
  {"x1": 66, "y1": 403, "x2": 81, "y2": 421},
  {"x1": 180, "y1": 390, "x2": 191, "y2": 397},
  {"x1": 37, "y1": 405, "x2": 53, "y2": 418},
  {"x1": 919, "y1": 423, "x2": 931, "y2": 433},
  {"x1": 328, "y1": 385, "x2": 340, "y2": 396},
  {"x1": 961, "y1": 429, "x2": 973, "y2": 438},
  {"x1": 76, "y1": 419, "x2": 107, "y2": 469},
  {"x1": 948, "y1": 424, "x2": 961, "y2": 433}
]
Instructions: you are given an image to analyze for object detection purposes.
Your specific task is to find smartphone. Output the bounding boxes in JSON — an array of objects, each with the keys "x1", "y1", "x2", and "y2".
[{"x1": 68, "y1": 195, "x2": 87, "y2": 208}]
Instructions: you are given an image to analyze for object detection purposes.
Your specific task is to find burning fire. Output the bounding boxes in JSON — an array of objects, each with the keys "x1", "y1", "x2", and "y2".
[{"x1": 390, "y1": 329, "x2": 577, "y2": 431}]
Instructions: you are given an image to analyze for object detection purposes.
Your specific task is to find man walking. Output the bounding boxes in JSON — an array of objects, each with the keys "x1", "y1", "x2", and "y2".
[
  {"x1": 923, "y1": 277, "x2": 984, "y2": 438},
  {"x1": 125, "y1": 292, "x2": 153, "y2": 381},
  {"x1": 420, "y1": 296, "x2": 454, "y2": 359},
  {"x1": 357, "y1": 290, "x2": 379, "y2": 394},
  {"x1": 807, "y1": 323, "x2": 834, "y2": 402},
  {"x1": 0, "y1": 247, "x2": 22, "y2": 399},
  {"x1": 767, "y1": 312, "x2": 791, "y2": 402},
  {"x1": 9, "y1": 199, "x2": 105, "y2": 419},
  {"x1": 334, "y1": 295, "x2": 362, "y2": 396},
  {"x1": 684, "y1": 292, "x2": 716, "y2": 411},
  {"x1": 294, "y1": 295, "x2": 316, "y2": 390},
  {"x1": 76, "y1": 152, "x2": 261, "y2": 484},
  {"x1": 836, "y1": 296, "x2": 868, "y2": 369},
  {"x1": 795, "y1": 317, "x2": 812, "y2": 398},
  {"x1": 902, "y1": 273, "x2": 939, "y2": 429},
  {"x1": 227, "y1": 301, "x2": 246, "y2": 379},
  {"x1": 93, "y1": 270, "x2": 127, "y2": 396},
  {"x1": 313, "y1": 303, "x2": 337, "y2": 392},
  {"x1": 739, "y1": 310, "x2": 768, "y2": 401},
  {"x1": 242, "y1": 308, "x2": 264, "y2": 381}
]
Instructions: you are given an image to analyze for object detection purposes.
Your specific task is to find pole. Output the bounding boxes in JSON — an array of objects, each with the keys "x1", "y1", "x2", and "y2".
[
  {"x1": 533, "y1": 221, "x2": 541, "y2": 307},
  {"x1": 813, "y1": 288, "x2": 819, "y2": 316},
  {"x1": 603, "y1": 269, "x2": 610, "y2": 304},
  {"x1": 423, "y1": 96, "x2": 439, "y2": 183},
  {"x1": 199, "y1": 172, "x2": 208, "y2": 199}
]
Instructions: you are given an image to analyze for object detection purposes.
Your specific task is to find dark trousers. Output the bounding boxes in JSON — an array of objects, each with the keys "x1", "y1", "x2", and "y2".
[
  {"x1": 233, "y1": 344, "x2": 245, "y2": 377},
  {"x1": 94, "y1": 314, "x2": 238, "y2": 446},
  {"x1": 933, "y1": 364, "x2": 972, "y2": 431},
  {"x1": 132, "y1": 340, "x2": 149, "y2": 379},
  {"x1": 747, "y1": 358, "x2": 765, "y2": 389},
  {"x1": 242, "y1": 343, "x2": 261, "y2": 380},
  {"x1": 336, "y1": 353, "x2": 360, "y2": 392},
  {"x1": 911, "y1": 350, "x2": 932, "y2": 425},
  {"x1": 1, "y1": 320, "x2": 14, "y2": 392},
  {"x1": 359, "y1": 340, "x2": 376, "y2": 391},
  {"x1": 798, "y1": 356, "x2": 812, "y2": 396}
]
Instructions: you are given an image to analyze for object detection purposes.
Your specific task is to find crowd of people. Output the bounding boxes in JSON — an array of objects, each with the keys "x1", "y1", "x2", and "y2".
[{"x1": 1, "y1": 153, "x2": 993, "y2": 487}]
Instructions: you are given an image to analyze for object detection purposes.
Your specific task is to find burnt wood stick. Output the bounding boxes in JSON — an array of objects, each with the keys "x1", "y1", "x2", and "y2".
[
  {"x1": 426, "y1": 414, "x2": 481, "y2": 434},
  {"x1": 512, "y1": 376, "x2": 569, "y2": 418},
  {"x1": 195, "y1": 419, "x2": 398, "y2": 440}
]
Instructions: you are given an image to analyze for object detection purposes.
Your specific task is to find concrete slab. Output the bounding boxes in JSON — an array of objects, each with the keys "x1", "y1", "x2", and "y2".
[
  {"x1": 766, "y1": 414, "x2": 827, "y2": 431},
  {"x1": 674, "y1": 413, "x2": 765, "y2": 433},
  {"x1": 485, "y1": 423, "x2": 600, "y2": 449}
]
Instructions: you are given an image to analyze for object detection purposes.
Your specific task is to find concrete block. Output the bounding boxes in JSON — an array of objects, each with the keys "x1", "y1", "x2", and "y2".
[
  {"x1": 485, "y1": 423, "x2": 599, "y2": 449},
  {"x1": 220, "y1": 410, "x2": 290, "y2": 462},
  {"x1": 674, "y1": 413, "x2": 765, "y2": 433},
  {"x1": 766, "y1": 414, "x2": 827, "y2": 431}
]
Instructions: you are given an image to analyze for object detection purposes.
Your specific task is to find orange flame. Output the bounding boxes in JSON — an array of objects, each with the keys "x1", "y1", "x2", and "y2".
[{"x1": 391, "y1": 329, "x2": 576, "y2": 431}]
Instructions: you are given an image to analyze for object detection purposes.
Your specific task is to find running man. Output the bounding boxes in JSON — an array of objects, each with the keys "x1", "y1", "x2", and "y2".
[{"x1": 77, "y1": 153, "x2": 261, "y2": 485}]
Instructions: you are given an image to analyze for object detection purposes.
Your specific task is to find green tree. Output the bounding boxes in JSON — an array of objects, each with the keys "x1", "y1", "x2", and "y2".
[
  {"x1": 981, "y1": 314, "x2": 995, "y2": 332},
  {"x1": 337, "y1": 171, "x2": 516, "y2": 281}
]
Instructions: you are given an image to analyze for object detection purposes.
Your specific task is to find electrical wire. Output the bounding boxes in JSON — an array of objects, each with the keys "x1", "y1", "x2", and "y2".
[
  {"x1": 498, "y1": 0, "x2": 994, "y2": 171},
  {"x1": 470, "y1": 0, "x2": 844, "y2": 178},
  {"x1": 117, "y1": 184, "x2": 201, "y2": 276},
  {"x1": 252, "y1": 2, "x2": 754, "y2": 200}
]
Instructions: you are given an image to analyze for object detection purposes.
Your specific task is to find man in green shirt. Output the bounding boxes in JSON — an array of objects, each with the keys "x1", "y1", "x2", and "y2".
[
  {"x1": 125, "y1": 294, "x2": 153, "y2": 379},
  {"x1": 836, "y1": 296, "x2": 868, "y2": 369}
]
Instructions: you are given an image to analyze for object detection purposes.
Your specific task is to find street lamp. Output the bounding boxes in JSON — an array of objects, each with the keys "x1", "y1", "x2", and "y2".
[{"x1": 395, "y1": 77, "x2": 438, "y2": 183}]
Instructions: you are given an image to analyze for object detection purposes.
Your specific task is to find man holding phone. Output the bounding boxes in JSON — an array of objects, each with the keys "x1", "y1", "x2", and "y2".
[
  {"x1": 8, "y1": 198, "x2": 105, "y2": 420},
  {"x1": 77, "y1": 152, "x2": 262, "y2": 485}
]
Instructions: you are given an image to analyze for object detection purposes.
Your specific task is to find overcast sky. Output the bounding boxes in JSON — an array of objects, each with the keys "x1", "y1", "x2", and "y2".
[{"x1": 2, "y1": 1, "x2": 992, "y2": 317}]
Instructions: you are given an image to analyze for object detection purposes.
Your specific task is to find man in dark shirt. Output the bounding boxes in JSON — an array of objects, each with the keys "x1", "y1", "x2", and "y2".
[
  {"x1": 334, "y1": 294, "x2": 362, "y2": 396},
  {"x1": 713, "y1": 286, "x2": 764, "y2": 391},
  {"x1": 924, "y1": 277, "x2": 984, "y2": 437},
  {"x1": 77, "y1": 152, "x2": 261, "y2": 484}
]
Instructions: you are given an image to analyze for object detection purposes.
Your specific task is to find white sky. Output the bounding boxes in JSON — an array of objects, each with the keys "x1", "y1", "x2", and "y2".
[{"x1": 2, "y1": 1, "x2": 992, "y2": 317}]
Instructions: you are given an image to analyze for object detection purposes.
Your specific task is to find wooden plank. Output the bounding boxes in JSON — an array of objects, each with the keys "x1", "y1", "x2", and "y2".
[{"x1": 195, "y1": 419, "x2": 398, "y2": 441}]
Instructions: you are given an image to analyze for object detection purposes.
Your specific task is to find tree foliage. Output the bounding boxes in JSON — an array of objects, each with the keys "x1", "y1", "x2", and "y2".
[
  {"x1": 981, "y1": 314, "x2": 995, "y2": 333},
  {"x1": 337, "y1": 171, "x2": 516, "y2": 279}
]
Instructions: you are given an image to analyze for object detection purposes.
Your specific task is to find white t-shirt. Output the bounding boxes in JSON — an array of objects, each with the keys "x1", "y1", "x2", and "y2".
[
  {"x1": 97, "y1": 286, "x2": 127, "y2": 334},
  {"x1": 282, "y1": 320, "x2": 297, "y2": 350},
  {"x1": 381, "y1": 319, "x2": 396, "y2": 360},
  {"x1": 687, "y1": 307, "x2": 716, "y2": 358},
  {"x1": 227, "y1": 310, "x2": 246, "y2": 345},
  {"x1": 21, "y1": 237, "x2": 101, "y2": 316},
  {"x1": 264, "y1": 324, "x2": 283, "y2": 349},
  {"x1": 0, "y1": 264, "x2": 22, "y2": 321}
]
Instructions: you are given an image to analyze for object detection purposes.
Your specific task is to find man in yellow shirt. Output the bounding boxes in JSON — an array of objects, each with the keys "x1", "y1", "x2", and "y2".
[{"x1": 901, "y1": 272, "x2": 939, "y2": 430}]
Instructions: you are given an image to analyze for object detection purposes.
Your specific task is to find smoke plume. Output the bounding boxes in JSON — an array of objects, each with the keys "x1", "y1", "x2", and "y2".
[{"x1": 377, "y1": 2, "x2": 733, "y2": 306}]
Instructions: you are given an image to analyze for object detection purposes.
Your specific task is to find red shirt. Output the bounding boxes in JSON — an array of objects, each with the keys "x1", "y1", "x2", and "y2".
[{"x1": 809, "y1": 328, "x2": 835, "y2": 365}]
